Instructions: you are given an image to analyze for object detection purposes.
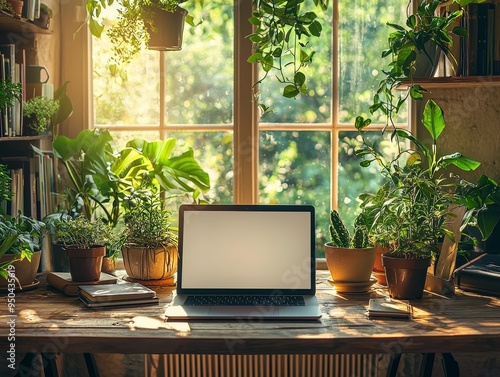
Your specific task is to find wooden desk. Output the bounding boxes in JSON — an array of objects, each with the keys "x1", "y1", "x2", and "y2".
[{"x1": 1, "y1": 271, "x2": 499, "y2": 357}]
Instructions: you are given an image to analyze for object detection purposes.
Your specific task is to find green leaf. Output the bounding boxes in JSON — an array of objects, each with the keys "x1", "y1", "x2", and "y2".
[
  {"x1": 422, "y1": 99, "x2": 445, "y2": 141},
  {"x1": 477, "y1": 205, "x2": 500, "y2": 240},
  {"x1": 247, "y1": 53, "x2": 263, "y2": 64},
  {"x1": 452, "y1": 26, "x2": 468, "y2": 37},
  {"x1": 283, "y1": 85, "x2": 299, "y2": 98},
  {"x1": 294, "y1": 72, "x2": 306, "y2": 86},
  {"x1": 248, "y1": 16, "x2": 260, "y2": 26},
  {"x1": 439, "y1": 153, "x2": 481, "y2": 172},
  {"x1": 309, "y1": 20, "x2": 322, "y2": 37},
  {"x1": 89, "y1": 19, "x2": 104, "y2": 38}
]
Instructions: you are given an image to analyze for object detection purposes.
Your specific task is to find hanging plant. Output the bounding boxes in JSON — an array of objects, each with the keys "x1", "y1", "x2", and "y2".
[{"x1": 247, "y1": 0, "x2": 329, "y2": 113}]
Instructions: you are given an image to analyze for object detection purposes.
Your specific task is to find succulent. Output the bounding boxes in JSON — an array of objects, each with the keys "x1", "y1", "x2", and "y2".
[{"x1": 329, "y1": 210, "x2": 370, "y2": 248}]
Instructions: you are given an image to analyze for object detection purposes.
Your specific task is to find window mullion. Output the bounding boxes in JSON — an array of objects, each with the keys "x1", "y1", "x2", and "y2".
[
  {"x1": 234, "y1": 0, "x2": 259, "y2": 204},
  {"x1": 159, "y1": 51, "x2": 166, "y2": 139}
]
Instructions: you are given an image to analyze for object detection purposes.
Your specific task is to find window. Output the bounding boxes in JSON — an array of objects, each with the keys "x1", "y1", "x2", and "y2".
[{"x1": 91, "y1": 0, "x2": 407, "y2": 256}]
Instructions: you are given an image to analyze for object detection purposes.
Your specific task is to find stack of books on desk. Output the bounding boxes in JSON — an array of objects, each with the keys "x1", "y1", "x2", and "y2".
[
  {"x1": 78, "y1": 282, "x2": 159, "y2": 308},
  {"x1": 367, "y1": 298, "x2": 412, "y2": 320}
]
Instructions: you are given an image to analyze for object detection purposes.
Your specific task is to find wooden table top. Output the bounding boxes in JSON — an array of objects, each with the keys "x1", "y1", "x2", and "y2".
[{"x1": 1, "y1": 271, "x2": 499, "y2": 355}]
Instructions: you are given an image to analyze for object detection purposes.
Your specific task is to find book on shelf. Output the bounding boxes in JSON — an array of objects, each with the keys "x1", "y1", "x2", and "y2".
[
  {"x1": 367, "y1": 298, "x2": 412, "y2": 320},
  {"x1": 0, "y1": 155, "x2": 53, "y2": 219},
  {"x1": 47, "y1": 272, "x2": 118, "y2": 296},
  {"x1": 78, "y1": 282, "x2": 159, "y2": 308}
]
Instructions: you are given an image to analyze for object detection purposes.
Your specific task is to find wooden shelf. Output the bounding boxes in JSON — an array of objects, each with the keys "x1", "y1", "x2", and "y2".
[
  {"x1": 0, "y1": 11, "x2": 51, "y2": 34},
  {"x1": 0, "y1": 135, "x2": 51, "y2": 142},
  {"x1": 399, "y1": 76, "x2": 500, "y2": 89}
]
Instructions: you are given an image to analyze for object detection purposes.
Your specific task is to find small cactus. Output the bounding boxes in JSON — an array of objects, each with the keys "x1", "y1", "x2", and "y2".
[
  {"x1": 329, "y1": 210, "x2": 351, "y2": 247},
  {"x1": 329, "y1": 210, "x2": 371, "y2": 248}
]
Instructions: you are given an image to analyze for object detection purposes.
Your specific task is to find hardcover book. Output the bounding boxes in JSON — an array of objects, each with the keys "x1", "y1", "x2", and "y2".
[
  {"x1": 78, "y1": 294, "x2": 159, "y2": 309},
  {"x1": 367, "y1": 298, "x2": 411, "y2": 319},
  {"x1": 47, "y1": 272, "x2": 118, "y2": 296},
  {"x1": 78, "y1": 282, "x2": 156, "y2": 302}
]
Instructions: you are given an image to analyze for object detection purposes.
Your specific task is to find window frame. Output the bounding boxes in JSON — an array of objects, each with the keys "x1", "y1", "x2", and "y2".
[{"x1": 60, "y1": 0, "x2": 411, "y2": 213}]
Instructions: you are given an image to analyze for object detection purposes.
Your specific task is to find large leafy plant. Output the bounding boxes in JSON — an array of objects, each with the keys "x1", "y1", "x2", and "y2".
[
  {"x1": 37, "y1": 129, "x2": 210, "y2": 229},
  {"x1": 356, "y1": 99, "x2": 480, "y2": 258},
  {"x1": 247, "y1": 0, "x2": 329, "y2": 113}
]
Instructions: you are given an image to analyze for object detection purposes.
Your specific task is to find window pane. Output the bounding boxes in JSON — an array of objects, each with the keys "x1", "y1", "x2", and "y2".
[
  {"x1": 165, "y1": 1, "x2": 234, "y2": 125},
  {"x1": 258, "y1": 5, "x2": 332, "y2": 124},
  {"x1": 93, "y1": 47, "x2": 160, "y2": 126},
  {"x1": 338, "y1": 0, "x2": 406, "y2": 124},
  {"x1": 259, "y1": 131, "x2": 331, "y2": 256}
]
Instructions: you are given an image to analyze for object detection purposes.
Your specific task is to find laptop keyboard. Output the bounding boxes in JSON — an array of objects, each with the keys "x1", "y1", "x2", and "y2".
[{"x1": 184, "y1": 295, "x2": 306, "y2": 307}]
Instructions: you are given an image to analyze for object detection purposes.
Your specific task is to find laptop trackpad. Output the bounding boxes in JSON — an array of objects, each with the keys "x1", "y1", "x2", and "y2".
[{"x1": 208, "y1": 306, "x2": 280, "y2": 318}]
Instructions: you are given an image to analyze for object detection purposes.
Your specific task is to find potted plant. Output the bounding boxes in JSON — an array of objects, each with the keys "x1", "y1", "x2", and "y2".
[
  {"x1": 50, "y1": 214, "x2": 112, "y2": 282},
  {"x1": 23, "y1": 96, "x2": 60, "y2": 135},
  {"x1": 324, "y1": 209, "x2": 377, "y2": 291},
  {"x1": 0, "y1": 164, "x2": 45, "y2": 289},
  {"x1": 37, "y1": 130, "x2": 210, "y2": 272},
  {"x1": 121, "y1": 186, "x2": 178, "y2": 284},
  {"x1": 356, "y1": 99, "x2": 481, "y2": 299},
  {"x1": 34, "y1": 3, "x2": 53, "y2": 29},
  {"x1": 247, "y1": 0, "x2": 330, "y2": 113},
  {"x1": 371, "y1": 0, "x2": 479, "y2": 129},
  {"x1": 85, "y1": 0, "x2": 198, "y2": 67},
  {"x1": 1, "y1": 0, "x2": 23, "y2": 19}
]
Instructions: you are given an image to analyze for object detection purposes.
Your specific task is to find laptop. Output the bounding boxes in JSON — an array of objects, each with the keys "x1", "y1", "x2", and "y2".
[{"x1": 165, "y1": 204, "x2": 321, "y2": 320}]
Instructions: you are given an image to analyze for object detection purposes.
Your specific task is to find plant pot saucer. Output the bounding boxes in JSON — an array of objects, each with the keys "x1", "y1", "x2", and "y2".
[
  {"x1": 0, "y1": 279, "x2": 40, "y2": 293},
  {"x1": 123, "y1": 275, "x2": 176, "y2": 287},
  {"x1": 327, "y1": 276, "x2": 377, "y2": 294}
]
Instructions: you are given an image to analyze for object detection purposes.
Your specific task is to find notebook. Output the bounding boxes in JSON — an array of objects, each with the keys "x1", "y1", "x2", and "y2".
[{"x1": 165, "y1": 204, "x2": 321, "y2": 320}]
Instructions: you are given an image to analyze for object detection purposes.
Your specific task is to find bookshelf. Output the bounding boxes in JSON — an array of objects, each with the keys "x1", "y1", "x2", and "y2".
[{"x1": 1, "y1": 10, "x2": 55, "y2": 222}]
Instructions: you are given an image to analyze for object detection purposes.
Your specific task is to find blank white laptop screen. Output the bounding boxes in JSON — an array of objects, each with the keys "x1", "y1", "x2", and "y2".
[{"x1": 178, "y1": 205, "x2": 315, "y2": 293}]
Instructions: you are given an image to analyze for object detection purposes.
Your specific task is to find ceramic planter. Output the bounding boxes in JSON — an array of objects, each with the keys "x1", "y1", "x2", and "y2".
[
  {"x1": 146, "y1": 7, "x2": 188, "y2": 51},
  {"x1": 382, "y1": 254, "x2": 431, "y2": 300},
  {"x1": 66, "y1": 245, "x2": 105, "y2": 282},
  {"x1": 122, "y1": 245, "x2": 178, "y2": 282},
  {"x1": 0, "y1": 251, "x2": 41, "y2": 287},
  {"x1": 324, "y1": 242, "x2": 377, "y2": 283}
]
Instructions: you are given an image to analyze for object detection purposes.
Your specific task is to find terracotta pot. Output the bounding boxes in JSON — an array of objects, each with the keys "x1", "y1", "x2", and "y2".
[
  {"x1": 146, "y1": 7, "x2": 187, "y2": 51},
  {"x1": 122, "y1": 245, "x2": 178, "y2": 281},
  {"x1": 324, "y1": 242, "x2": 377, "y2": 283},
  {"x1": 6, "y1": 0, "x2": 23, "y2": 19},
  {"x1": 382, "y1": 254, "x2": 431, "y2": 300},
  {"x1": 66, "y1": 246, "x2": 105, "y2": 282},
  {"x1": 101, "y1": 257, "x2": 116, "y2": 275},
  {"x1": 0, "y1": 251, "x2": 41, "y2": 287}
]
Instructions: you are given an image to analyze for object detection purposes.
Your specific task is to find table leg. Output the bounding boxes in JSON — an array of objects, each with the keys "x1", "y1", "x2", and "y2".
[
  {"x1": 441, "y1": 353, "x2": 459, "y2": 377},
  {"x1": 386, "y1": 353, "x2": 402, "y2": 377},
  {"x1": 83, "y1": 353, "x2": 101, "y2": 377},
  {"x1": 41, "y1": 353, "x2": 58, "y2": 377}
]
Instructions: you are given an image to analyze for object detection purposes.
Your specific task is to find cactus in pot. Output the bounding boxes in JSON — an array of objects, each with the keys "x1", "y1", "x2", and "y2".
[{"x1": 324, "y1": 209, "x2": 376, "y2": 285}]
